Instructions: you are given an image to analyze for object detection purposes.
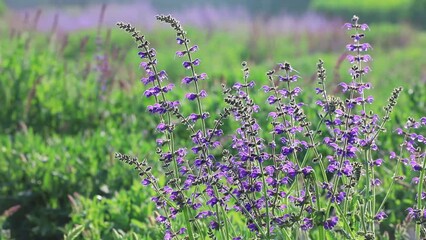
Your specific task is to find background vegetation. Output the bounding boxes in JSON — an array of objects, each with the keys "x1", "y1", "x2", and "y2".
[{"x1": 0, "y1": 1, "x2": 425, "y2": 239}]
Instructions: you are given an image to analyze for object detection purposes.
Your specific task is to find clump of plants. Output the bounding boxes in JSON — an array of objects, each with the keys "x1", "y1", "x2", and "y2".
[{"x1": 116, "y1": 15, "x2": 425, "y2": 239}]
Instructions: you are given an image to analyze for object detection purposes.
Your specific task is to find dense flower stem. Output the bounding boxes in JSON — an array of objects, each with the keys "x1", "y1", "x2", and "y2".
[
  {"x1": 241, "y1": 69, "x2": 271, "y2": 239},
  {"x1": 364, "y1": 150, "x2": 372, "y2": 232},
  {"x1": 416, "y1": 154, "x2": 426, "y2": 238}
]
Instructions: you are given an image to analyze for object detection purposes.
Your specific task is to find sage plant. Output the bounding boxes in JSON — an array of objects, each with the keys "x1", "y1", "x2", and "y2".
[{"x1": 116, "y1": 15, "x2": 426, "y2": 239}]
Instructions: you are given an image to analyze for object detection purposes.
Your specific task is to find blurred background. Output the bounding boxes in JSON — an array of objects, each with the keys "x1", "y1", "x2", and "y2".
[{"x1": 0, "y1": 0, "x2": 425, "y2": 239}]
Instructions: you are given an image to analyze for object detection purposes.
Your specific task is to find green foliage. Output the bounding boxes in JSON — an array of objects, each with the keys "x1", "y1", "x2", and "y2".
[
  {"x1": 311, "y1": 0, "x2": 426, "y2": 29},
  {"x1": 64, "y1": 182, "x2": 162, "y2": 240},
  {"x1": 0, "y1": 0, "x2": 5, "y2": 16}
]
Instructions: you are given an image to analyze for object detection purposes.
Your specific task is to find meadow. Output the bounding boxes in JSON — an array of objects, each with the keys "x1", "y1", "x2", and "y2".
[{"x1": 0, "y1": 3, "x2": 425, "y2": 240}]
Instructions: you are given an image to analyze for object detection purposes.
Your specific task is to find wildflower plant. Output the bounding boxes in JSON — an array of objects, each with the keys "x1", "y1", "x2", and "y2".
[{"x1": 116, "y1": 15, "x2": 426, "y2": 239}]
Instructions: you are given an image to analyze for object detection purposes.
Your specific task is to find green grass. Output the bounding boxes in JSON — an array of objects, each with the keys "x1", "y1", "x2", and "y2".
[{"x1": 0, "y1": 17, "x2": 425, "y2": 239}]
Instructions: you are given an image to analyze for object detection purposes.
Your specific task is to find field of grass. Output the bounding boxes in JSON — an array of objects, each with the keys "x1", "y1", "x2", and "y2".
[{"x1": 0, "y1": 7, "x2": 425, "y2": 240}]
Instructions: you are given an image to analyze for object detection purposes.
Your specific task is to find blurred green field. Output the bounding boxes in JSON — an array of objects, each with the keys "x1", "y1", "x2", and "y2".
[{"x1": 0, "y1": 8, "x2": 425, "y2": 239}]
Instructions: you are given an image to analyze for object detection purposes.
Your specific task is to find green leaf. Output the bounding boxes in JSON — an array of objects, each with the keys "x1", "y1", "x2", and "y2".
[{"x1": 64, "y1": 225, "x2": 84, "y2": 240}]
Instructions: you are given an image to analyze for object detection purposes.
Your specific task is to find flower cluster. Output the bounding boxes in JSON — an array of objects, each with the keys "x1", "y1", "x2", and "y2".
[{"x1": 116, "y1": 15, "x2": 425, "y2": 240}]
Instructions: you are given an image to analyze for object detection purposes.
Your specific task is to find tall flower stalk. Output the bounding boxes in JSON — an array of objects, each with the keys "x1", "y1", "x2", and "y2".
[{"x1": 115, "y1": 15, "x2": 423, "y2": 240}]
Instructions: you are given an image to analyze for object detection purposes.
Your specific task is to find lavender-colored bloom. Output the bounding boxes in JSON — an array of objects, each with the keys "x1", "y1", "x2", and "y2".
[
  {"x1": 371, "y1": 178, "x2": 381, "y2": 186},
  {"x1": 262, "y1": 85, "x2": 272, "y2": 92},
  {"x1": 164, "y1": 230, "x2": 173, "y2": 240},
  {"x1": 158, "y1": 70, "x2": 168, "y2": 80},
  {"x1": 182, "y1": 76, "x2": 195, "y2": 84},
  {"x1": 373, "y1": 158, "x2": 383, "y2": 166},
  {"x1": 195, "y1": 211, "x2": 214, "y2": 219},
  {"x1": 374, "y1": 212, "x2": 387, "y2": 221},
  {"x1": 162, "y1": 84, "x2": 174, "y2": 93},
  {"x1": 176, "y1": 37, "x2": 185, "y2": 45},
  {"x1": 141, "y1": 74, "x2": 156, "y2": 85},
  {"x1": 199, "y1": 90, "x2": 208, "y2": 98},
  {"x1": 324, "y1": 216, "x2": 338, "y2": 230},
  {"x1": 141, "y1": 178, "x2": 151, "y2": 185},
  {"x1": 157, "y1": 123, "x2": 168, "y2": 132},
  {"x1": 247, "y1": 222, "x2": 258, "y2": 232},
  {"x1": 185, "y1": 92, "x2": 198, "y2": 101},
  {"x1": 209, "y1": 221, "x2": 219, "y2": 230},
  {"x1": 248, "y1": 81, "x2": 255, "y2": 88},
  {"x1": 176, "y1": 50, "x2": 186, "y2": 57},
  {"x1": 302, "y1": 166, "x2": 313, "y2": 176},
  {"x1": 412, "y1": 177, "x2": 420, "y2": 185},
  {"x1": 421, "y1": 117, "x2": 426, "y2": 125},
  {"x1": 193, "y1": 59, "x2": 200, "y2": 66},
  {"x1": 410, "y1": 160, "x2": 422, "y2": 171},
  {"x1": 183, "y1": 61, "x2": 192, "y2": 69},
  {"x1": 366, "y1": 95, "x2": 374, "y2": 104},
  {"x1": 144, "y1": 86, "x2": 161, "y2": 98},
  {"x1": 301, "y1": 218, "x2": 314, "y2": 231},
  {"x1": 267, "y1": 95, "x2": 279, "y2": 104},
  {"x1": 147, "y1": 103, "x2": 167, "y2": 114},
  {"x1": 189, "y1": 45, "x2": 198, "y2": 52},
  {"x1": 156, "y1": 215, "x2": 167, "y2": 223}
]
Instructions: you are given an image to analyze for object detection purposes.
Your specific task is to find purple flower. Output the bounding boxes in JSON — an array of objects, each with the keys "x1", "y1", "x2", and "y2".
[
  {"x1": 195, "y1": 211, "x2": 214, "y2": 219},
  {"x1": 141, "y1": 178, "x2": 151, "y2": 185},
  {"x1": 189, "y1": 45, "x2": 198, "y2": 52},
  {"x1": 209, "y1": 221, "x2": 219, "y2": 230},
  {"x1": 164, "y1": 230, "x2": 173, "y2": 240},
  {"x1": 374, "y1": 212, "x2": 388, "y2": 221},
  {"x1": 410, "y1": 160, "x2": 422, "y2": 171},
  {"x1": 176, "y1": 37, "x2": 185, "y2": 45},
  {"x1": 262, "y1": 85, "x2": 272, "y2": 92},
  {"x1": 267, "y1": 95, "x2": 279, "y2": 104},
  {"x1": 183, "y1": 61, "x2": 192, "y2": 69},
  {"x1": 141, "y1": 74, "x2": 156, "y2": 85},
  {"x1": 371, "y1": 178, "x2": 381, "y2": 186},
  {"x1": 302, "y1": 166, "x2": 313, "y2": 176},
  {"x1": 324, "y1": 216, "x2": 338, "y2": 230},
  {"x1": 373, "y1": 158, "x2": 383, "y2": 166},
  {"x1": 157, "y1": 123, "x2": 168, "y2": 132},
  {"x1": 412, "y1": 177, "x2": 420, "y2": 185},
  {"x1": 301, "y1": 218, "x2": 314, "y2": 231},
  {"x1": 185, "y1": 92, "x2": 198, "y2": 101},
  {"x1": 162, "y1": 84, "x2": 174, "y2": 93},
  {"x1": 176, "y1": 50, "x2": 186, "y2": 57},
  {"x1": 156, "y1": 215, "x2": 167, "y2": 223},
  {"x1": 247, "y1": 223, "x2": 258, "y2": 232},
  {"x1": 147, "y1": 103, "x2": 167, "y2": 114}
]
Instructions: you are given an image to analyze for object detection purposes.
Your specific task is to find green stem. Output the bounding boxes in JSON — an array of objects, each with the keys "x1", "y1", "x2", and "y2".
[
  {"x1": 183, "y1": 207, "x2": 196, "y2": 240},
  {"x1": 416, "y1": 154, "x2": 426, "y2": 239}
]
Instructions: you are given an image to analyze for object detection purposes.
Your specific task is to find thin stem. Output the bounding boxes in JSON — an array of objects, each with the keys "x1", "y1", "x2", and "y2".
[{"x1": 416, "y1": 153, "x2": 426, "y2": 239}]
